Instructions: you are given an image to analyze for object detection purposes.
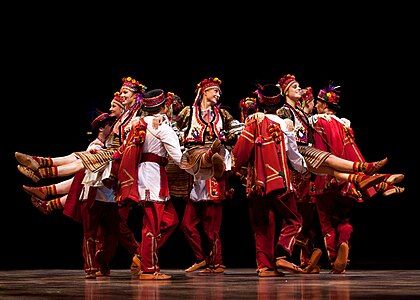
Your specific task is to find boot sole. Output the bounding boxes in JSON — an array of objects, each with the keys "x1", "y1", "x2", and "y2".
[
  {"x1": 304, "y1": 248, "x2": 322, "y2": 273},
  {"x1": 22, "y1": 185, "x2": 47, "y2": 199},
  {"x1": 17, "y1": 165, "x2": 40, "y2": 182},
  {"x1": 365, "y1": 157, "x2": 388, "y2": 175},
  {"x1": 185, "y1": 260, "x2": 207, "y2": 272},
  {"x1": 359, "y1": 174, "x2": 387, "y2": 190},
  {"x1": 15, "y1": 152, "x2": 39, "y2": 171},
  {"x1": 139, "y1": 274, "x2": 172, "y2": 280},
  {"x1": 383, "y1": 186, "x2": 405, "y2": 197},
  {"x1": 333, "y1": 243, "x2": 349, "y2": 273},
  {"x1": 385, "y1": 174, "x2": 404, "y2": 185},
  {"x1": 276, "y1": 258, "x2": 306, "y2": 274}
]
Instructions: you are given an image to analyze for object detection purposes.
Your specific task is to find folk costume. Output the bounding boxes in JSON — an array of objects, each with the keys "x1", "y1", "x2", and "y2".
[
  {"x1": 232, "y1": 84, "x2": 307, "y2": 276},
  {"x1": 178, "y1": 77, "x2": 242, "y2": 273}
]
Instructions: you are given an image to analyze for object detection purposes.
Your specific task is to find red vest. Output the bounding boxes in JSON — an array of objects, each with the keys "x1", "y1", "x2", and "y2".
[
  {"x1": 232, "y1": 114, "x2": 291, "y2": 197},
  {"x1": 312, "y1": 115, "x2": 368, "y2": 201},
  {"x1": 114, "y1": 118, "x2": 147, "y2": 203}
]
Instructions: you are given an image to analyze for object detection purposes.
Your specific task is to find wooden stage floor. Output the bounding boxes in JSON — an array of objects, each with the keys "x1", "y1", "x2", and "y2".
[{"x1": 1, "y1": 269, "x2": 420, "y2": 299}]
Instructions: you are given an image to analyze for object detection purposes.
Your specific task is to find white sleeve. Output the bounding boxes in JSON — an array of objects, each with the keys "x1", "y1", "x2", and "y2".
[
  {"x1": 340, "y1": 117, "x2": 351, "y2": 128},
  {"x1": 86, "y1": 141, "x2": 103, "y2": 152},
  {"x1": 159, "y1": 124, "x2": 183, "y2": 165},
  {"x1": 278, "y1": 118, "x2": 307, "y2": 173}
]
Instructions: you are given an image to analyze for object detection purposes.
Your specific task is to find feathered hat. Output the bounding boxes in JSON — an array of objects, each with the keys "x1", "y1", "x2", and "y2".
[{"x1": 317, "y1": 82, "x2": 341, "y2": 109}]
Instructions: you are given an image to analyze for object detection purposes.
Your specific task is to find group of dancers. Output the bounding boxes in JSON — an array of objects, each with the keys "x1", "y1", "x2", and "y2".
[{"x1": 15, "y1": 74, "x2": 405, "y2": 279}]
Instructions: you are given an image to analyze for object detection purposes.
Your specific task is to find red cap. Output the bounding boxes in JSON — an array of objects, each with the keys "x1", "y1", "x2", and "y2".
[
  {"x1": 301, "y1": 87, "x2": 314, "y2": 102},
  {"x1": 142, "y1": 89, "x2": 166, "y2": 108},
  {"x1": 111, "y1": 91, "x2": 124, "y2": 109},
  {"x1": 91, "y1": 112, "x2": 114, "y2": 131},
  {"x1": 278, "y1": 74, "x2": 297, "y2": 95}
]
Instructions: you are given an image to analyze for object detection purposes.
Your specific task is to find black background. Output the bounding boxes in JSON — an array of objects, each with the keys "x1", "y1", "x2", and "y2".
[{"x1": 1, "y1": 11, "x2": 418, "y2": 271}]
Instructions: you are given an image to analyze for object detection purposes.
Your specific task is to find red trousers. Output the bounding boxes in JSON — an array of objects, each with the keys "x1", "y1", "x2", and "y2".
[
  {"x1": 249, "y1": 191, "x2": 302, "y2": 269},
  {"x1": 297, "y1": 201, "x2": 320, "y2": 266},
  {"x1": 273, "y1": 192, "x2": 303, "y2": 256},
  {"x1": 118, "y1": 202, "x2": 141, "y2": 256},
  {"x1": 140, "y1": 201, "x2": 179, "y2": 273},
  {"x1": 249, "y1": 197, "x2": 275, "y2": 269},
  {"x1": 181, "y1": 200, "x2": 223, "y2": 266},
  {"x1": 81, "y1": 200, "x2": 120, "y2": 274},
  {"x1": 316, "y1": 192, "x2": 353, "y2": 261}
]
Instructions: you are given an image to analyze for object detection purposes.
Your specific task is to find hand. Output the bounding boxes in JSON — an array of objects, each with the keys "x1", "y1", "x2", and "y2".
[
  {"x1": 302, "y1": 170, "x2": 311, "y2": 180},
  {"x1": 284, "y1": 119, "x2": 294, "y2": 131},
  {"x1": 102, "y1": 178, "x2": 116, "y2": 190},
  {"x1": 319, "y1": 114, "x2": 331, "y2": 121},
  {"x1": 225, "y1": 188, "x2": 235, "y2": 199},
  {"x1": 152, "y1": 115, "x2": 164, "y2": 129}
]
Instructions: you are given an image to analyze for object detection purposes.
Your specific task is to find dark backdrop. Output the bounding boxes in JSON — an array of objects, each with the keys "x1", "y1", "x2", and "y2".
[{"x1": 1, "y1": 20, "x2": 418, "y2": 270}]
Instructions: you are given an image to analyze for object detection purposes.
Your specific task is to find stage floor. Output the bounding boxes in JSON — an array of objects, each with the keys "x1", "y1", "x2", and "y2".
[{"x1": 1, "y1": 269, "x2": 419, "y2": 299}]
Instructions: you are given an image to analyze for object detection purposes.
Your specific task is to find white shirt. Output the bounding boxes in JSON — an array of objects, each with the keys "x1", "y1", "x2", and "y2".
[
  {"x1": 137, "y1": 115, "x2": 183, "y2": 202},
  {"x1": 190, "y1": 179, "x2": 211, "y2": 201}
]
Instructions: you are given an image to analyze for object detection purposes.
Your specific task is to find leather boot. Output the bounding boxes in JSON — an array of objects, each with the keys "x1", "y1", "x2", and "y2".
[
  {"x1": 349, "y1": 173, "x2": 387, "y2": 190},
  {"x1": 17, "y1": 165, "x2": 41, "y2": 182},
  {"x1": 211, "y1": 153, "x2": 225, "y2": 180},
  {"x1": 384, "y1": 174, "x2": 404, "y2": 185},
  {"x1": 257, "y1": 267, "x2": 285, "y2": 277},
  {"x1": 130, "y1": 254, "x2": 141, "y2": 276},
  {"x1": 139, "y1": 272, "x2": 172, "y2": 280},
  {"x1": 15, "y1": 152, "x2": 40, "y2": 171},
  {"x1": 353, "y1": 157, "x2": 388, "y2": 175},
  {"x1": 303, "y1": 248, "x2": 322, "y2": 274},
  {"x1": 22, "y1": 184, "x2": 57, "y2": 200},
  {"x1": 15, "y1": 152, "x2": 53, "y2": 170},
  {"x1": 30, "y1": 196, "x2": 51, "y2": 215},
  {"x1": 275, "y1": 257, "x2": 306, "y2": 274},
  {"x1": 383, "y1": 186, "x2": 405, "y2": 197},
  {"x1": 185, "y1": 260, "x2": 207, "y2": 272}
]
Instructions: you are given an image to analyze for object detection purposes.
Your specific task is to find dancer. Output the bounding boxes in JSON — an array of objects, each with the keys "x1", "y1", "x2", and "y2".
[
  {"x1": 232, "y1": 83, "x2": 308, "y2": 276},
  {"x1": 23, "y1": 92, "x2": 125, "y2": 214},
  {"x1": 276, "y1": 74, "x2": 402, "y2": 193},
  {"x1": 115, "y1": 89, "x2": 183, "y2": 280},
  {"x1": 311, "y1": 83, "x2": 404, "y2": 273},
  {"x1": 177, "y1": 77, "x2": 241, "y2": 273},
  {"x1": 16, "y1": 76, "x2": 146, "y2": 182}
]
